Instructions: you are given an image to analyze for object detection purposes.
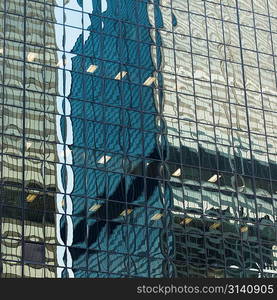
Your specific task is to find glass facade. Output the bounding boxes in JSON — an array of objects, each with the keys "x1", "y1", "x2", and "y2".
[{"x1": 0, "y1": 0, "x2": 276, "y2": 278}]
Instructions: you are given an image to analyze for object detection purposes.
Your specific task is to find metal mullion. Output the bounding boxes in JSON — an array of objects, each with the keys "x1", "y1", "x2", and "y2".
[
  {"x1": 136, "y1": 0, "x2": 151, "y2": 278},
  {"x1": 202, "y1": 0, "x2": 227, "y2": 278},
  {"x1": 21, "y1": 0, "x2": 27, "y2": 278},
  {"x1": 170, "y1": 0, "x2": 184, "y2": 278},
  {"x1": 41, "y1": 0, "x2": 47, "y2": 279},
  {"x1": 234, "y1": 2, "x2": 253, "y2": 279},
  {"x1": 98, "y1": 5, "x2": 109, "y2": 276},
  {"x1": 218, "y1": 0, "x2": 239, "y2": 278},
  {"x1": 266, "y1": 0, "x2": 277, "y2": 210},
  {"x1": 250, "y1": 0, "x2": 273, "y2": 278},
  {"x1": 81, "y1": 1, "x2": 89, "y2": 278},
  {"x1": 235, "y1": 0, "x2": 263, "y2": 278},
  {"x1": 61, "y1": 0, "x2": 68, "y2": 276},
  {"x1": 0, "y1": 0, "x2": 8, "y2": 279},
  {"x1": 118, "y1": 15, "x2": 131, "y2": 277},
  {"x1": 187, "y1": 0, "x2": 206, "y2": 278},
  {"x1": 152, "y1": 1, "x2": 171, "y2": 278}
]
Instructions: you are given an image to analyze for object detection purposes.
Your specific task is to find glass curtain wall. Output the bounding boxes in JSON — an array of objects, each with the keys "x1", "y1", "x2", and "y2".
[{"x1": 0, "y1": 0, "x2": 276, "y2": 278}]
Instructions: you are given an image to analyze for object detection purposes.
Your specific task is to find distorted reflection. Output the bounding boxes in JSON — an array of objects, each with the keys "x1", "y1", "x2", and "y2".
[{"x1": 0, "y1": 0, "x2": 276, "y2": 278}]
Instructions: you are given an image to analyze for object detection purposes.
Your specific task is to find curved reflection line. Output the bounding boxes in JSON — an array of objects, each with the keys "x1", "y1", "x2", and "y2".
[
  {"x1": 56, "y1": 193, "x2": 65, "y2": 215},
  {"x1": 147, "y1": 1, "x2": 175, "y2": 276},
  {"x1": 55, "y1": 0, "x2": 81, "y2": 278},
  {"x1": 55, "y1": 214, "x2": 66, "y2": 268},
  {"x1": 56, "y1": 164, "x2": 65, "y2": 194},
  {"x1": 56, "y1": 115, "x2": 63, "y2": 143}
]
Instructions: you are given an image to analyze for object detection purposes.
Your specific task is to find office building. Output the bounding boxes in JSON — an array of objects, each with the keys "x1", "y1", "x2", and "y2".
[{"x1": 0, "y1": 0, "x2": 276, "y2": 278}]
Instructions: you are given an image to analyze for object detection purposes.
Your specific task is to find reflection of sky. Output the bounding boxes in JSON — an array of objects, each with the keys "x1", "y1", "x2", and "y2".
[
  {"x1": 101, "y1": 0, "x2": 107, "y2": 11},
  {"x1": 54, "y1": 0, "x2": 108, "y2": 278}
]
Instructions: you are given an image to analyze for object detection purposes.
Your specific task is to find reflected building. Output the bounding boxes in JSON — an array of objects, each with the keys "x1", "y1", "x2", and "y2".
[
  {"x1": 0, "y1": 0, "x2": 58, "y2": 277},
  {"x1": 61, "y1": 0, "x2": 174, "y2": 278},
  {"x1": 153, "y1": 0, "x2": 277, "y2": 278},
  {"x1": 0, "y1": 0, "x2": 277, "y2": 278}
]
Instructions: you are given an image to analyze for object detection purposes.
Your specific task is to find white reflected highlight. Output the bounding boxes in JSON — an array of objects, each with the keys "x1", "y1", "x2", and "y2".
[
  {"x1": 55, "y1": 214, "x2": 65, "y2": 269},
  {"x1": 208, "y1": 174, "x2": 221, "y2": 183},
  {"x1": 65, "y1": 166, "x2": 74, "y2": 194},
  {"x1": 143, "y1": 76, "x2": 156, "y2": 86},
  {"x1": 151, "y1": 213, "x2": 163, "y2": 220},
  {"x1": 180, "y1": 217, "x2": 193, "y2": 225},
  {"x1": 101, "y1": 0, "x2": 107, "y2": 12},
  {"x1": 115, "y1": 71, "x2": 127, "y2": 80},
  {"x1": 87, "y1": 65, "x2": 98, "y2": 73},
  {"x1": 27, "y1": 52, "x2": 37, "y2": 62},
  {"x1": 120, "y1": 209, "x2": 133, "y2": 217},
  {"x1": 172, "y1": 168, "x2": 181, "y2": 177},
  {"x1": 26, "y1": 142, "x2": 32, "y2": 150},
  {"x1": 56, "y1": 164, "x2": 65, "y2": 193},
  {"x1": 89, "y1": 204, "x2": 102, "y2": 212},
  {"x1": 66, "y1": 216, "x2": 74, "y2": 246},
  {"x1": 84, "y1": 0, "x2": 93, "y2": 13},
  {"x1": 64, "y1": 98, "x2": 71, "y2": 115},
  {"x1": 98, "y1": 155, "x2": 112, "y2": 164},
  {"x1": 66, "y1": 117, "x2": 73, "y2": 145},
  {"x1": 66, "y1": 195, "x2": 73, "y2": 215}
]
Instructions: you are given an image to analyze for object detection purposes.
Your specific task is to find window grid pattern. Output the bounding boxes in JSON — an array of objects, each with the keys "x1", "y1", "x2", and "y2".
[{"x1": 0, "y1": 0, "x2": 276, "y2": 278}]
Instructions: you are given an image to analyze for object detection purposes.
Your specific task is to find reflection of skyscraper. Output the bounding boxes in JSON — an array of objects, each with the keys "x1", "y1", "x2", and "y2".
[
  {"x1": 64, "y1": 0, "x2": 174, "y2": 278},
  {"x1": 0, "y1": 0, "x2": 277, "y2": 279},
  {"x1": 152, "y1": 0, "x2": 277, "y2": 278},
  {"x1": 0, "y1": 0, "x2": 58, "y2": 277}
]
